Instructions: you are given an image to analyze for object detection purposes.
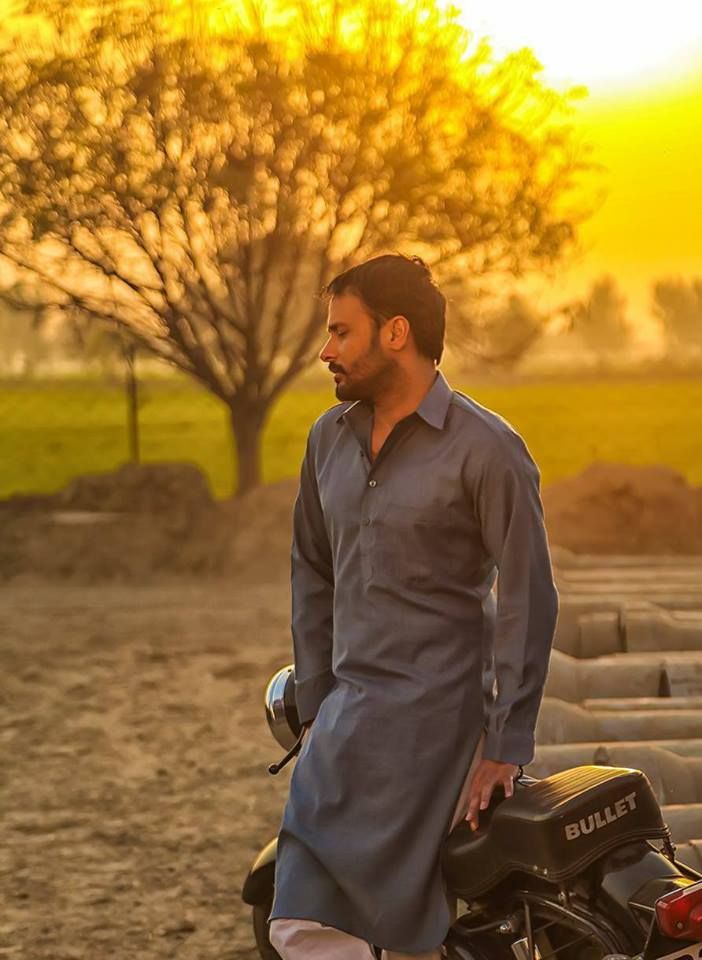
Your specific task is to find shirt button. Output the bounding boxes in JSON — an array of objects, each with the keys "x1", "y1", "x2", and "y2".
[{"x1": 368, "y1": 479, "x2": 377, "y2": 487}]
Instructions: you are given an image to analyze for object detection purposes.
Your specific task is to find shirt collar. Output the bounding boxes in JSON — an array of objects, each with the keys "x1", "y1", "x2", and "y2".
[
  {"x1": 335, "y1": 370, "x2": 453, "y2": 431},
  {"x1": 416, "y1": 370, "x2": 453, "y2": 430}
]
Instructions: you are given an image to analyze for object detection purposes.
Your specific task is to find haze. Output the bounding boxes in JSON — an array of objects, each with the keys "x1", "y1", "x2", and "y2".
[{"x1": 456, "y1": 0, "x2": 702, "y2": 335}]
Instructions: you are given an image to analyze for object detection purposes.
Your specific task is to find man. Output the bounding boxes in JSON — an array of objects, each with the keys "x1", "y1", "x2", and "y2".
[{"x1": 267, "y1": 254, "x2": 559, "y2": 960}]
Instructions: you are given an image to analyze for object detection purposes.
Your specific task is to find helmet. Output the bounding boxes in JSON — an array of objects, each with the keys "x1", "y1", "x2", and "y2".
[{"x1": 264, "y1": 664, "x2": 303, "y2": 751}]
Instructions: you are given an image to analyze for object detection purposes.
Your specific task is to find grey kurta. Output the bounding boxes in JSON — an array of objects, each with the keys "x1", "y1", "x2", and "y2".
[{"x1": 268, "y1": 370, "x2": 559, "y2": 953}]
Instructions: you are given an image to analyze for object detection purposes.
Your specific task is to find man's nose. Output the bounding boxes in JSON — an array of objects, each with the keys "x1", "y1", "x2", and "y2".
[{"x1": 319, "y1": 337, "x2": 334, "y2": 363}]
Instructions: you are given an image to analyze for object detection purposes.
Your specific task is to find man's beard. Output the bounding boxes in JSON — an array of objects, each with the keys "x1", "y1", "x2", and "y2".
[{"x1": 332, "y1": 346, "x2": 396, "y2": 402}]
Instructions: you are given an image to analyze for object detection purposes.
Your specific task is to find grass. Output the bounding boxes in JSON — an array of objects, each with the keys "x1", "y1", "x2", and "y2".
[{"x1": 1, "y1": 375, "x2": 701, "y2": 499}]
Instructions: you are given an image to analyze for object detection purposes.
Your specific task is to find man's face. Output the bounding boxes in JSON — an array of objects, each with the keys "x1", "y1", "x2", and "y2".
[{"x1": 319, "y1": 293, "x2": 396, "y2": 402}]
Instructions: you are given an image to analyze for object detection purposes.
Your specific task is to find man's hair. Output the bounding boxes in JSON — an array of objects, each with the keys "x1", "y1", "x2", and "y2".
[{"x1": 322, "y1": 254, "x2": 446, "y2": 363}]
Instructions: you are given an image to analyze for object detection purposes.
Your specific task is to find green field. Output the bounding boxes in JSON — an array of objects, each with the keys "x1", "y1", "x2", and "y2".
[{"x1": 1, "y1": 376, "x2": 701, "y2": 499}]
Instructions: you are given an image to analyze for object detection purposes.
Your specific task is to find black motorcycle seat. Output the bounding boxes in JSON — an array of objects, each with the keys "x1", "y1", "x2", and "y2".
[{"x1": 441, "y1": 765, "x2": 668, "y2": 900}]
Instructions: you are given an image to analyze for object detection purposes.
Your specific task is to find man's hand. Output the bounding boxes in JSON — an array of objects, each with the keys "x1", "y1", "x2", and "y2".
[{"x1": 465, "y1": 759, "x2": 518, "y2": 832}]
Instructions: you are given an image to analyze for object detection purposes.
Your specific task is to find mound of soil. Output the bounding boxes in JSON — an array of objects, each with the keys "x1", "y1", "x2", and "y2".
[
  {"x1": 221, "y1": 479, "x2": 298, "y2": 578},
  {"x1": 543, "y1": 462, "x2": 702, "y2": 555},
  {"x1": 58, "y1": 461, "x2": 216, "y2": 514},
  {"x1": 5, "y1": 462, "x2": 216, "y2": 515},
  {"x1": 0, "y1": 464, "x2": 299, "y2": 583}
]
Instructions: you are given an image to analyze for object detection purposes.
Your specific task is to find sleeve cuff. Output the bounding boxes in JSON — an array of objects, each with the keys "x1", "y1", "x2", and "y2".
[
  {"x1": 482, "y1": 727, "x2": 535, "y2": 766},
  {"x1": 294, "y1": 669, "x2": 335, "y2": 725}
]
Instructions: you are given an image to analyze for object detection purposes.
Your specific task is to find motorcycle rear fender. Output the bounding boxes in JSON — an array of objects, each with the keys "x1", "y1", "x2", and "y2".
[
  {"x1": 641, "y1": 921, "x2": 702, "y2": 960},
  {"x1": 598, "y1": 841, "x2": 701, "y2": 948},
  {"x1": 635, "y1": 865, "x2": 702, "y2": 960},
  {"x1": 241, "y1": 837, "x2": 277, "y2": 906}
]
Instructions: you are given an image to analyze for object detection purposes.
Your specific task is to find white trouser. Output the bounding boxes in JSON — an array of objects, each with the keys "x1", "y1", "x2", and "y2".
[{"x1": 268, "y1": 731, "x2": 485, "y2": 960}]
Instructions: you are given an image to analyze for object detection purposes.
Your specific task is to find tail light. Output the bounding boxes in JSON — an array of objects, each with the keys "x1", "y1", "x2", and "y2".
[{"x1": 656, "y1": 879, "x2": 702, "y2": 940}]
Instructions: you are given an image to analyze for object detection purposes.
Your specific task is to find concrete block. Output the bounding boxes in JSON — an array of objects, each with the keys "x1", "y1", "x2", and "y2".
[
  {"x1": 623, "y1": 607, "x2": 702, "y2": 654},
  {"x1": 583, "y1": 697, "x2": 702, "y2": 712},
  {"x1": 675, "y1": 840, "x2": 702, "y2": 871},
  {"x1": 543, "y1": 650, "x2": 583, "y2": 701},
  {"x1": 527, "y1": 743, "x2": 702, "y2": 805},
  {"x1": 556, "y1": 566, "x2": 702, "y2": 592},
  {"x1": 534, "y1": 741, "x2": 702, "y2": 764},
  {"x1": 536, "y1": 698, "x2": 601, "y2": 743},
  {"x1": 663, "y1": 658, "x2": 702, "y2": 697},
  {"x1": 579, "y1": 612, "x2": 623, "y2": 658},
  {"x1": 537, "y1": 698, "x2": 702, "y2": 744},
  {"x1": 554, "y1": 599, "x2": 624, "y2": 656},
  {"x1": 545, "y1": 649, "x2": 689, "y2": 701},
  {"x1": 551, "y1": 549, "x2": 702, "y2": 570},
  {"x1": 661, "y1": 804, "x2": 702, "y2": 844},
  {"x1": 579, "y1": 655, "x2": 667, "y2": 699}
]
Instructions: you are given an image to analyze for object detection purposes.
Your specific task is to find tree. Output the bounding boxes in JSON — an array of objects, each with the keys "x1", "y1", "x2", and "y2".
[
  {"x1": 561, "y1": 275, "x2": 632, "y2": 362},
  {"x1": 652, "y1": 277, "x2": 702, "y2": 357},
  {"x1": 0, "y1": 298, "x2": 49, "y2": 376},
  {"x1": 0, "y1": 0, "x2": 590, "y2": 493},
  {"x1": 57, "y1": 304, "x2": 141, "y2": 377},
  {"x1": 447, "y1": 291, "x2": 546, "y2": 372},
  {"x1": 60, "y1": 312, "x2": 144, "y2": 462}
]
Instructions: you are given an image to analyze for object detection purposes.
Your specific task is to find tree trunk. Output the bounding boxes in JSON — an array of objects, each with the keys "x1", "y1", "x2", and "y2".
[
  {"x1": 124, "y1": 342, "x2": 140, "y2": 463},
  {"x1": 229, "y1": 404, "x2": 266, "y2": 496}
]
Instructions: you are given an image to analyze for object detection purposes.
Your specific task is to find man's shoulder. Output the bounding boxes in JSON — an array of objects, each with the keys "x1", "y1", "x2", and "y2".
[
  {"x1": 448, "y1": 389, "x2": 523, "y2": 447},
  {"x1": 447, "y1": 388, "x2": 539, "y2": 477}
]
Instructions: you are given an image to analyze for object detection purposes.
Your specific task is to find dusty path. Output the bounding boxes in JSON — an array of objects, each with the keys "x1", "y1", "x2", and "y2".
[
  {"x1": 4, "y1": 565, "x2": 701, "y2": 959},
  {"x1": 1, "y1": 581, "x2": 295, "y2": 960}
]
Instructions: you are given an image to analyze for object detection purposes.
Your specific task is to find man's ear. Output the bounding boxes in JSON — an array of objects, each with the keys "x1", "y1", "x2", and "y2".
[{"x1": 387, "y1": 314, "x2": 410, "y2": 350}]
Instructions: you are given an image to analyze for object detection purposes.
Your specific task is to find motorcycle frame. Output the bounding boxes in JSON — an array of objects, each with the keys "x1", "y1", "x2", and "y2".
[
  {"x1": 446, "y1": 846, "x2": 702, "y2": 960},
  {"x1": 446, "y1": 885, "x2": 627, "y2": 960}
]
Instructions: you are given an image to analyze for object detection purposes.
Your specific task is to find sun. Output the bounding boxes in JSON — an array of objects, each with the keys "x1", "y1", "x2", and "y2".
[{"x1": 454, "y1": 0, "x2": 702, "y2": 93}]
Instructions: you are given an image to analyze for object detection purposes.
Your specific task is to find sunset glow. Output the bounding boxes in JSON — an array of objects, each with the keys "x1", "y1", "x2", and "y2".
[
  {"x1": 456, "y1": 0, "x2": 702, "y2": 93},
  {"x1": 449, "y1": 0, "x2": 702, "y2": 335},
  {"x1": 4, "y1": 0, "x2": 701, "y2": 338}
]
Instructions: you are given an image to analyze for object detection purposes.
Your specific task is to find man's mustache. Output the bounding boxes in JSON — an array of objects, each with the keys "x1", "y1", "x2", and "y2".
[{"x1": 328, "y1": 364, "x2": 346, "y2": 375}]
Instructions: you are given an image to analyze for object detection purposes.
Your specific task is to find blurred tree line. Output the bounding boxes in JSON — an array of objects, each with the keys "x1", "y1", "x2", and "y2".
[
  {"x1": 1, "y1": 0, "x2": 694, "y2": 493},
  {"x1": 4, "y1": 271, "x2": 699, "y2": 380}
]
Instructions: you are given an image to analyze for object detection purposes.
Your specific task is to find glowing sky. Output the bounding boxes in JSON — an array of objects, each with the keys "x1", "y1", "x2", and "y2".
[
  {"x1": 3, "y1": 0, "x2": 701, "y2": 338},
  {"x1": 458, "y1": 0, "x2": 702, "y2": 93},
  {"x1": 455, "y1": 1, "x2": 702, "y2": 336}
]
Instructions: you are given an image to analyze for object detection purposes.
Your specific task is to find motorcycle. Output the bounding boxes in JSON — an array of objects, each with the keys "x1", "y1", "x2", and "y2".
[{"x1": 242, "y1": 665, "x2": 702, "y2": 960}]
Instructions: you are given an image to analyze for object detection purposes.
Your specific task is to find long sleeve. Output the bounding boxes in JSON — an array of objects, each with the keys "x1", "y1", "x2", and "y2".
[
  {"x1": 474, "y1": 432, "x2": 559, "y2": 766},
  {"x1": 291, "y1": 422, "x2": 335, "y2": 726}
]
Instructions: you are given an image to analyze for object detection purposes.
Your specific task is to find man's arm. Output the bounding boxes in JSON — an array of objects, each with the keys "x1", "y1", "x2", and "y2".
[
  {"x1": 463, "y1": 431, "x2": 558, "y2": 831},
  {"x1": 473, "y1": 431, "x2": 559, "y2": 767},
  {"x1": 291, "y1": 422, "x2": 335, "y2": 726}
]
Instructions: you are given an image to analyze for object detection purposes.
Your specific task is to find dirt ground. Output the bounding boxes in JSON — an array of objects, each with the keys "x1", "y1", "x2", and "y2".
[
  {"x1": 1, "y1": 579, "x2": 296, "y2": 960},
  {"x1": 3, "y1": 460, "x2": 702, "y2": 958}
]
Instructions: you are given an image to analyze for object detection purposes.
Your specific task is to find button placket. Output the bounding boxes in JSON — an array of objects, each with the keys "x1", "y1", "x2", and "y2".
[
  {"x1": 360, "y1": 498, "x2": 372, "y2": 582},
  {"x1": 360, "y1": 470, "x2": 378, "y2": 582}
]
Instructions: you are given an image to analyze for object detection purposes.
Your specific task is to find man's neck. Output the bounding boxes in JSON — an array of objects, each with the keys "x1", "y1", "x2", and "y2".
[{"x1": 371, "y1": 366, "x2": 438, "y2": 432}]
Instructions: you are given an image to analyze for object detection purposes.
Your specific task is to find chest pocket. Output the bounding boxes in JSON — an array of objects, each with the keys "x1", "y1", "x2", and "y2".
[{"x1": 372, "y1": 498, "x2": 469, "y2": 589}]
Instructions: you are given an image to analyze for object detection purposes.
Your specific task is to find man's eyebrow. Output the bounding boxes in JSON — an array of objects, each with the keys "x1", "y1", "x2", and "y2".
[{"x1": 327, "y1": 322, "x2": 346, "y2": 333}]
